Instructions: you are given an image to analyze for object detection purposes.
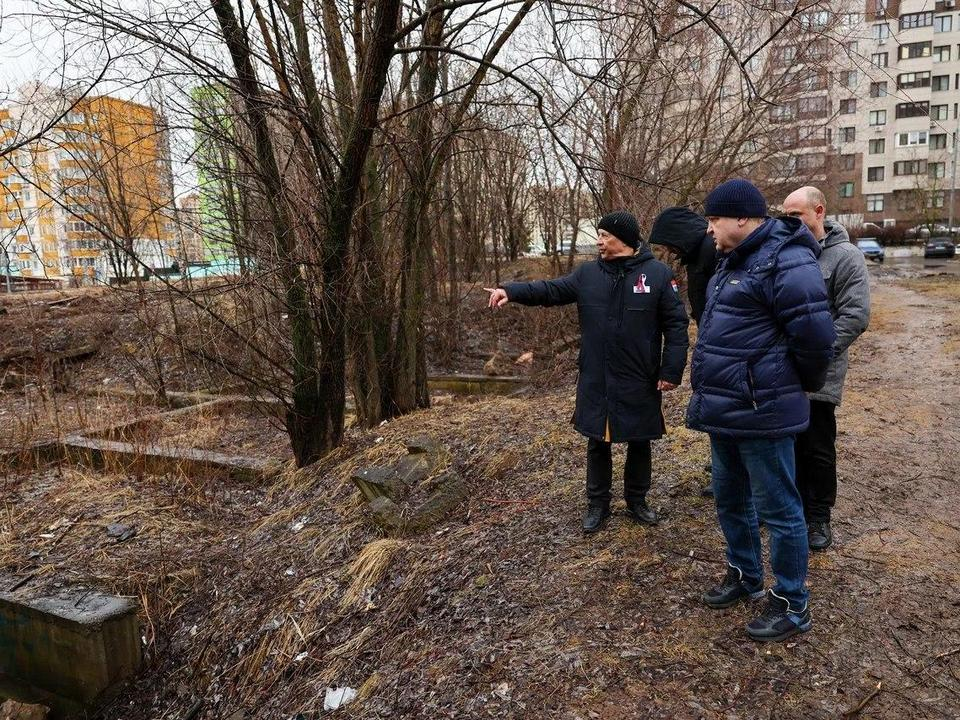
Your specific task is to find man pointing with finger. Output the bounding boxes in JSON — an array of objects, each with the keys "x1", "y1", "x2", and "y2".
[{"x1": 487, "y1": 210, "x2": 689, "y2": 534}]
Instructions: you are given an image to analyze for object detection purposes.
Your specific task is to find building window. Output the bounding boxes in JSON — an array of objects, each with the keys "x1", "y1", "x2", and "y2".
[
  {"x1": 899, "y1": 41, "x2": 932, "y2": 60},
  {"x1": 839, "y1": 154, "x2": 856, "y2": 171},
  {"x1": 867, "y1": 195, "x2": 884, "y2": 212},
  {"x1": 867, "y1": 166, "x2": 885, "y2": 181},
  {"x1": 773, "y1": 45, "x2": 797, "y2": 65},
  {"x1": 894, "y1": 160, "x2": 927, "y2": 176},
  {"x1": 929, "y1": 192, "x2": 945, "y2": 208},
  {"x1": 931, "y1": 133, "x2": 948, "y2": 149},
  {"x1": 798, "y1": 95, "x2": 829, "y2": 117},
  {"x1": 840, "y1": 70, "x2": 858, "y2": 88},
  {"x1": 935, "y1": 15, "x2": 953, "y2": 32},
  {"x1": 839, "y1": 126, "x2": 856, "y2": 142},
  {"x1": 871, "y1": 52, "x2": 889, "y2": 67},
  {"x1": 840, "y1": 99, "x2": 857, "y2": 114},
  {"x1": 900, "y1": 12, "x2": 934, "y2": 30},
  {"x1": 870, "y1": 81, "x2": 888, "y2": 97},
  {"x1": 839, "y1": 182, "x2": 855, "y2": 198},
  {"x1": 799, "y1": 10, "x2": 830, "y2": 30},
  {"x1": 770, "y1": 103, "x2": 796, "y2": 122},
  {"x1": 896, "y1": 130, "x2": 929, "y2": 146},
  {"x1": 869, "y1": 110, "x2": 887, "y2": 126},
  {"x1": 873, "y1": 22, "x2": 891, "y2": 40},
  {"x1": 935, "y1": 45, "x2": 952, "y2": 62},
  {"x1": 869, "y1": 138, "x2": 886, "y2": 154},
  {"x1": 896, "y1": 101, "x2": 930, "y2": 119},
  {"x1": 898, "y1": 71, "x2": 931, "y2": 89},
  {"x1": 933, "y1": 75, "x2": 951, "y2": 91},
  {"x1": 797, "y1": 153, "x2": 826, "y2": 171},
  {"x1": 932, "y1": 103, "x2": 950, "y2": 120},
  {"x1": 929, "y1": 162, "x2": 947, "y2": 179}
]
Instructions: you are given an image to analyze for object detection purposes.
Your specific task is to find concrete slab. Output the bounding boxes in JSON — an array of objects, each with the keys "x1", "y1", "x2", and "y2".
[
  {"x1": 0, "y1": 589, "x2": 141, "y2": 716},
  {"x1": 61, "y1": 435, "x2": 282, "y2": 482},
  {"x1": 428, "y1": 374, "x2": 527, "y2": 396}
]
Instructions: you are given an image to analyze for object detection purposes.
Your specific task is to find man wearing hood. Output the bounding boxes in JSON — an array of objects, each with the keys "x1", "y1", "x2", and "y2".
[
  {"x1": 650, "y1": 206, "x2": 720, "y2": 496},
  {"x1": 649, "y1": 206, "x2": 717, "y2": 324},
  {"x1": 782, "y1": 187, "x2": 870, "y2": 552},
  {"x1": 487, "y1": 210, "x2": 689, "y2": 534},
  {"x1": 687, "y1": 179, "x2": 835, "y2": 642}
]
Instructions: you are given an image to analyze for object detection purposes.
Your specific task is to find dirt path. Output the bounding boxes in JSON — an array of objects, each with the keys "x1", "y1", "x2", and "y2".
[{"x1": 349, "y1": 276, "x2": 960, "y2": 719}]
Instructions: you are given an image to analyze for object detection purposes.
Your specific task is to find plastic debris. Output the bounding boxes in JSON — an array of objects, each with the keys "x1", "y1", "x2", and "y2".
[{"x1": 323, "y1": 687, "x2": 357, "y2": 711}]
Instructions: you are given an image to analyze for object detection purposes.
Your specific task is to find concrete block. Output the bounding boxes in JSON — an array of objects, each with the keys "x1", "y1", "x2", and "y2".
[
  {"x1": 0, "y1": 590, "x2": 141, "y2": 716},
  {"x1": 351, "y1": 467, "x2": 401, "y2": 502}
]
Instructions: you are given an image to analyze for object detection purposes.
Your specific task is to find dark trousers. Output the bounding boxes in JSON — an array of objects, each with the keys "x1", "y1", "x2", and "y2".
[
  {"x1": 586, "y1": 438, "x2": 651, "y2": 508},
  {"x1": 794, "y1": 400, "x2": 837, "y2": 523}
]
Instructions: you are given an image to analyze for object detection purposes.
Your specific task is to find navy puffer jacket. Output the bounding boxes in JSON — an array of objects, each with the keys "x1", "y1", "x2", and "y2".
[
  {"x1": 504, "y1": 247, "x2": 689, "y2": 442},
  {"x1": 686, "y1": 217, "x2": 835, "y2": 438}
]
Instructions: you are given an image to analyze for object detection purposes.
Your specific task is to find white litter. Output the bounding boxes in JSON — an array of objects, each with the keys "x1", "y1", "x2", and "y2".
[{"x1": 323, "y1": 687, "x2": 357, "y2": 711}]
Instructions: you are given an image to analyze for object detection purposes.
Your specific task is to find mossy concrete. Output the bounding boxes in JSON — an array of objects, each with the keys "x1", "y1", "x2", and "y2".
[{"x1": 0, "y1": 590, "x2": 141, "y2": 716}]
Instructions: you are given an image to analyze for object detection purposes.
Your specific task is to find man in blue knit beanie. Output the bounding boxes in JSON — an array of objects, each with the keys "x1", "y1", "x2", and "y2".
[{"x1": 686, "y1": 178, "x2": 836, "y2": 642}]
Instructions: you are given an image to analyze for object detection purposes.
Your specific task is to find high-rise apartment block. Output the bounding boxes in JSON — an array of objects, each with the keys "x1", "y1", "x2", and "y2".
[
  {"x1": 827, "y1": 1, "x2": 960, "y2": 227},
  {"x1": 0, "y1": 88, "x2": 178, "y2": 283}
]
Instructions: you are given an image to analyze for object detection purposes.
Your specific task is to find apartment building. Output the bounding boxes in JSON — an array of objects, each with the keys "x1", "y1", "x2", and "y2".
[
  {"x1": 0, "y1": 88, "x2": 177, "y2": 283},
  {"x1": 832, "y1": 0, "x2": 960, "y2": 227}
]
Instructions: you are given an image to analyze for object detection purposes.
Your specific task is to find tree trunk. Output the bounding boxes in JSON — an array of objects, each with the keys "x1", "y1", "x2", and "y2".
[
  {"x1": 211, "y1": 0, "x2": 324, "y2": 466},
  {"x1": 388, "y1": 0, "x2": 444, "y2": 416}
]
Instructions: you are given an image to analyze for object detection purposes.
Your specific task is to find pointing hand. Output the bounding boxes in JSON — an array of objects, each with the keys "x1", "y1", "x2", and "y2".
[{"x1": 485, "y1": 287, "x2": 509, "y2": 308}]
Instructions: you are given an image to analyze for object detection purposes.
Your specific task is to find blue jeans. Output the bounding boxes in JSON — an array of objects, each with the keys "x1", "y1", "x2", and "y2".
[{"x1": 710, "y1": 435, "x2": 809, "y2": 610}]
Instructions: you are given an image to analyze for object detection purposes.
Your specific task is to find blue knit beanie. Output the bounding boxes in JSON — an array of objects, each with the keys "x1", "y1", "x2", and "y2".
[{"x1": 703, "y1": 179, "x2": 768, "y2": 218}]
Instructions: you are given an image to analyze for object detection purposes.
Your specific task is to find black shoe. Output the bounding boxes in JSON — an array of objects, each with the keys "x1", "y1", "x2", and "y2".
[
  {"x1": 700, "y1": 481, "x2": 714, "y2": 497},
  {"x1": 807, "y1": 521, "x2": 832, "y2": 552},
  {"x1": 582, "y1": 505, "x2": 611, "y2": 534},
  {"x1": 746, "y1": 591, "x2": 812, "y2": 642},
  {"x1": 625, "y1": 499, "x2": 659, "y2": 525},
  {"x1": 702, "y1": 462, "x2": 712, "y2": 473},
  {"x1": 702, "y1": 565, "x2": 765, "y2": 609}
]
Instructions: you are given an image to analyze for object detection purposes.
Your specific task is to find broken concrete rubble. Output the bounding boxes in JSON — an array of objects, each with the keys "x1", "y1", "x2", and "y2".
[{"x1": 351, "y1": 438, "x2": 466, "y2": 536}]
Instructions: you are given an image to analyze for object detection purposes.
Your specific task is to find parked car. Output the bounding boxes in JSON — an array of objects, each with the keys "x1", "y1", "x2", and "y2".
[
  {"x1": 924, "y1": 237, "x2": 957, "y2": 259},
  {"x1": 856, "y1": 238, "x2": 885, "y2": 263}
]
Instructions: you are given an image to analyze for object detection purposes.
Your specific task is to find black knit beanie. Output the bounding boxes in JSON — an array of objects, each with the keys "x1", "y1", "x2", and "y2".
[
  {"x1": 703, "y1": 179, "x2": 768, "y2": 218},
  {"x1": 597, "y1": 210, "x2": 642, "y2": 249}
]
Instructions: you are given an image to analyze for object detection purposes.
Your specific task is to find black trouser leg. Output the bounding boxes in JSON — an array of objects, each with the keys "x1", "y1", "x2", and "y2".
[
  {"x1": 623, "y1": 440, "x2": 652, "y2": 505},
  {"x1": 586, "y1": 438, "x2": 613, "y2": 508},
  {"x1": 794, "y1": 400, "x2": 837, "y2": 523}
]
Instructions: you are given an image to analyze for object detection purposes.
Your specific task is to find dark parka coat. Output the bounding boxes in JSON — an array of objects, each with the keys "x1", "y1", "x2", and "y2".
[
  {"x1": 649, "y1": 207, "x2": 718, "y2": 325},
  {"x1": 685, "y1": 217, "x2": 836, "y2": 439},
  {"x1": 504, "y1": 247, "x2": 689, "y2": 442}
]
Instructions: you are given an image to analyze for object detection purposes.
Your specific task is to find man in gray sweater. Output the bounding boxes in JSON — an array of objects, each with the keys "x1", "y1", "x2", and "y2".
[{"x1": 782, "y1": 187, "x2": 871, "y2": 551}]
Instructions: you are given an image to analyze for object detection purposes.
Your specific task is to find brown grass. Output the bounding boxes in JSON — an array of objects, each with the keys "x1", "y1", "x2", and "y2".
[{"x1": 898, "y1": 274, "x2": 960, "y2": 301}]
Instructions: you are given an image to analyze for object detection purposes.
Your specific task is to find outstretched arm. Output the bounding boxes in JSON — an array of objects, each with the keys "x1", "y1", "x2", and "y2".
[{"x1": 487, "y1": 266, "x2": 582, "y2": 309}]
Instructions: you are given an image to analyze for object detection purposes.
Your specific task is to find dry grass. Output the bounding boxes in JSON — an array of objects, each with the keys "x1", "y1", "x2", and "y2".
[{"x1": 898, "y1": 274, "x2": 960, "y2": 301}]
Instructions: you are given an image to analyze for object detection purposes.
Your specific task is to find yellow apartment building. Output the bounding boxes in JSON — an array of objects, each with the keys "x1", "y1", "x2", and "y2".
[{"x1": 0, "y1": 90, "x2": 177, "y2": 284}]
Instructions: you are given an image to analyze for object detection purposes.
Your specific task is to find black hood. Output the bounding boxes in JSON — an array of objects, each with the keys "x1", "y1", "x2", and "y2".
[{"x1": 649, "y1": 207, "x2": 709, "y2": 259}]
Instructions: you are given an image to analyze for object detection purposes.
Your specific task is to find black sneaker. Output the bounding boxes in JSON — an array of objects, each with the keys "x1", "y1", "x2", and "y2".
[
  {"x1": 582, "y1": 504, "x2": 611, "y2": 534},
  {"x1": 746, "y1": 591, "x2": 812, "y2": 642},
  {"x1": 625, "y1": 499, "x2": 659, "y2": 526},
  {"x1": 702, "y1": 565, "x2": 765, "y2": 609},
  {"x1": 700, "y1": 481, "x2": 715, "y2": 497},
  {"x1": 808, "y1": 521, "x2": 832, "y2": 552}
]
